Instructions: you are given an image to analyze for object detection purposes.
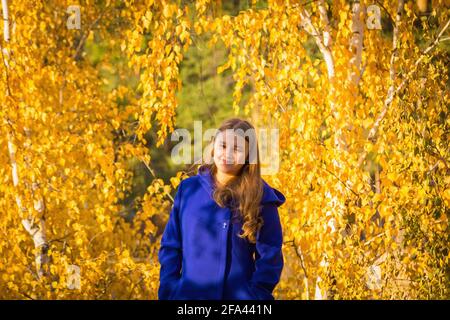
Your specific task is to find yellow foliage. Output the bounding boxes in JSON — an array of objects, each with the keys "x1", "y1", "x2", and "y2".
[{"x1": 0, "y1": 0, "x2": 447, "y2": 300}]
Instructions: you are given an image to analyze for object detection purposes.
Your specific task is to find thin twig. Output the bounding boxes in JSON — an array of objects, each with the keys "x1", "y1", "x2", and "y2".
[
  {"x1": 72, "y1": 6, "x2": 110, "y2": 60},
  {"x1": 140, "y1": 157, "x2": 175, "y2": 203}
]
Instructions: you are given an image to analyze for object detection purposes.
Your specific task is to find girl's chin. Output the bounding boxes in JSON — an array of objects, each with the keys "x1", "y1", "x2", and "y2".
[{"x1": 216, "y1": 162, "x2": 238, "y2": 172}]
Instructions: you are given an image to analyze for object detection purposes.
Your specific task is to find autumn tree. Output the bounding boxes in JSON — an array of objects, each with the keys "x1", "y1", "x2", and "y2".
[{"x1": 0, "y1": 0, "x2": 188, "y2": 299}]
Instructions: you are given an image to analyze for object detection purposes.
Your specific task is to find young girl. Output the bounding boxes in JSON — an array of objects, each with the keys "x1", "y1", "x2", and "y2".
[{"x1": 158, "y1": 118, "x2": 285, "y2": 300}]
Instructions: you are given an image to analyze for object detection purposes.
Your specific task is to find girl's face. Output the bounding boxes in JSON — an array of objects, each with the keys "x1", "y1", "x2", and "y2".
[{"x1": 213, "y1": 130, "x2": 248, "y2": 175}]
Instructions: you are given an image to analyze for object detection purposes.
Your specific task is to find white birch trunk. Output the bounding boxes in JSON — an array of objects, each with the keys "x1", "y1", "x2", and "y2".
[
  {"x1": 299, "y1": 2, "x2": 346, "y2": 299},
  {"x1": 1, "y1": 0, "x2": 49, "y2": 279}
]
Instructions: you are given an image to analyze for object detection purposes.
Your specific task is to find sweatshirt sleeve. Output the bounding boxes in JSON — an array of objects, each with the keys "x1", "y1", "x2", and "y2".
[
  {"x1": 249, "y1": 203, "x2": 284, "y2": 300},
  {"x1": 158, "y1": 181, "x2": 183, "y2": 300}
]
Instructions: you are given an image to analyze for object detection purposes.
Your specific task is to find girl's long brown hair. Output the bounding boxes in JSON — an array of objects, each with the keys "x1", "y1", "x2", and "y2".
[{"x1": 199, "y1": 118, "x2": 264, "y2": 244}]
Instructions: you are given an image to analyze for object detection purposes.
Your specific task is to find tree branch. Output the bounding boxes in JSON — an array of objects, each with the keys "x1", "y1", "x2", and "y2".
[
  {"x1": 298, "y1": 5, "x2": 335, "y2": 79},
  {"x1": 318, "y1": 0, "x2": 331, "y2": 47},
  {"x1": 358, "y1": 13, "x2": 450, "y2": 167},
  {"x1": 72, "y1": 6, "x2": 109, "y2": 60}
]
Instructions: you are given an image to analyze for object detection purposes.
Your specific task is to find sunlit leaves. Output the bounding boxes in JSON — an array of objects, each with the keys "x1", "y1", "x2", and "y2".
[{"x1": 0, "y1": 0, "x2": 447, "y2": 300}]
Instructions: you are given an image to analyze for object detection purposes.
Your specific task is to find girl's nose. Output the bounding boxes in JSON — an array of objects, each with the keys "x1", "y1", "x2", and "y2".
[{"x1": 226, "y1": 148, "x2": 234, "y2": 158}]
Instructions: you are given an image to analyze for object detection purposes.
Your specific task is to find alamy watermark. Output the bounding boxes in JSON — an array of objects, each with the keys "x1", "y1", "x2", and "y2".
[
  {"x1": 366, "y1": 4, "x2": 382, "y2": 30},
  {"x1": 66, "y1": 5, "x2": 81, "y2": 30},
  {"x1": 170, "y1": 121, "x2": 280, "y2": 175},
  {"x1": 66, "y1": 264, "x2": 81, "y2": 290}
]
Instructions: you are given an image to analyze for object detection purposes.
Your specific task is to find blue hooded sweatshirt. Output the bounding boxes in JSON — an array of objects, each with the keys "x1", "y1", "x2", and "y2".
[{"x1": 158, "y1": 166, "x2": 286, "y2": 300}]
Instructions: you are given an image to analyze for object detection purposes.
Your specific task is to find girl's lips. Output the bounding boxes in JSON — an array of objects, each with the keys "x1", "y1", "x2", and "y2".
[{"x1": 220, "y1": 158, "x2": 234, "y2": 165}]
